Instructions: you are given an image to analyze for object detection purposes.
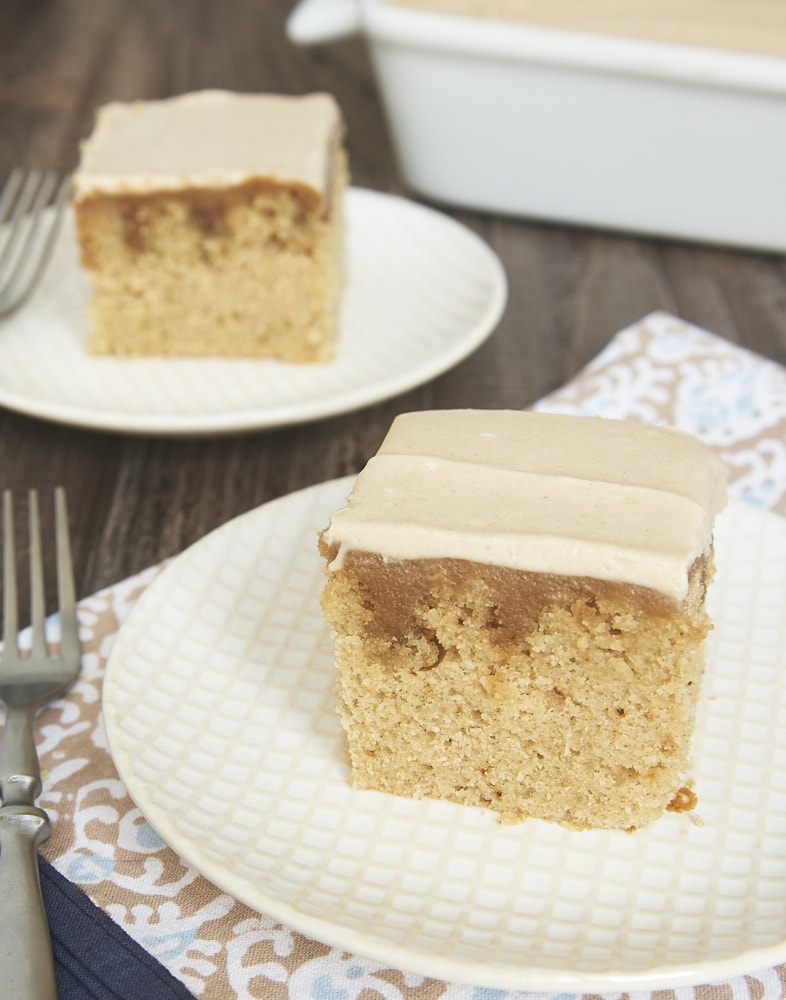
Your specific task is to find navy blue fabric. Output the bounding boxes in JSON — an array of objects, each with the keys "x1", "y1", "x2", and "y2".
[{"x1": 39, "y1": 858, "x2": 196, "y2": 1000}]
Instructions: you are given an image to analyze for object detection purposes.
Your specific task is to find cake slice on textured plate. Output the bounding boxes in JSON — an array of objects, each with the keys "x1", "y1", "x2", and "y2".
[
  {"x1": 73, "y1": 90, "x2": 347, "y2": 360},
  {"x1": 318, "y1": 409, "x2": 727, "y2": 830}
]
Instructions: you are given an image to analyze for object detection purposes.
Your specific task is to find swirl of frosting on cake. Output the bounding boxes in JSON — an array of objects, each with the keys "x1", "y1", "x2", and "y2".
[{"x1": 322, "y1": 410, "x2": 728, "y2": 601}]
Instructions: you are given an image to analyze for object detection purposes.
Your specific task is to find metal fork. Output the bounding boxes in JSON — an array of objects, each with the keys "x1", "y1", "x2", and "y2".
[
  {"x1": 0, "y1": 169, "x2": 71, "y2": 319},
  {"x1": 0, "y1": 489, "x2": 80, "y2": 1000}
]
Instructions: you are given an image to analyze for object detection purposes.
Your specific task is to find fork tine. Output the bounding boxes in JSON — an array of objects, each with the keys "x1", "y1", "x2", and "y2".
[
  {"x1": 0, "y1": 170, "x2": 70, "y2": 318},
  {"x1": 0, "y1": 169, "x2": 40, "y2": 228},
  {"x1": 0, "y1": 491, "x2": 77, "y2": 661},
  {"x1": 54, "y1": 487, "x2": 78, "y2": 658},
  {"x1": 28, "y1": 490, "x2": 47, "y2": 659},
  {"x1": 2, "y1": 491, "x2": 18, "y2": 651},
  {"x1": 0, "y1": 168, "x2": 26, "y2": 227},
  {"x1": 0, "y1": 170, "x2": 49, "y2": 266}
]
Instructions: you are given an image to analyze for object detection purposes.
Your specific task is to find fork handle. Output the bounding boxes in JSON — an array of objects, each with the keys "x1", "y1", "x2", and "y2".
[
  {"x1": 0, "y1": 706, "x2": 42, "y2": 806},
  {"x1": 0, "y1": 804, "x2": 58, "y2": 999}
]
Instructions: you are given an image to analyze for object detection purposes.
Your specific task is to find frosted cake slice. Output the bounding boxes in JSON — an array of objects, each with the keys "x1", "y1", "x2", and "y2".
[
  {"x1": 73, "y1": 90, "x2": 347, "y2": 360},
  {"x1": 318, "y1": 409, "x2": 727, "y2": 830}
]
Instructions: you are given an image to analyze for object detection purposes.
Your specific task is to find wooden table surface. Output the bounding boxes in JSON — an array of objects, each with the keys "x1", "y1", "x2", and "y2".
[{"x1": 1, "y1": 0, "x2": 785, "y2": 618}]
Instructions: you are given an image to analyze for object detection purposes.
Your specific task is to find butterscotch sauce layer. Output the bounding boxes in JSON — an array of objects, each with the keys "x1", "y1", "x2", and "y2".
[
  {"x1": 76, "y1": 178, "x2": 329, "y2": 266},
  {"x1": 322, "y1": 411, "x2": 727, "y2": 602},
  {"x1": 322, "y1": 548, "x2": 713, "y2": 636}
]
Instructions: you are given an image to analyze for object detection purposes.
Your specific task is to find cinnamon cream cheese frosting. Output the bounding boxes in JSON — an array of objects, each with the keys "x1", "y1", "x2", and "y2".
[
  {"x1": 322, "y1": 410, "x2": 727, "y2": 600},
  {"x1": 72, "y1": 90, "x2": 341, "y2": 200}
]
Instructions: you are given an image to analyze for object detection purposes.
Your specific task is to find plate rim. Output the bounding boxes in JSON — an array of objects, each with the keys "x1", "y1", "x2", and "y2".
[
  {"x1": 0, "y1": 189, "x2": 507, "y2": 436},
  {"x1": 101, "y1": 482, "x2": 786, "y2": 992}
]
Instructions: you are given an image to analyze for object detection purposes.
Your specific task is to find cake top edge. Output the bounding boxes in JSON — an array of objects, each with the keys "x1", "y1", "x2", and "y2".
[
  {"x1": 322, "y1": 410, "x2": 728, "y2": 601},
  {"x1": 72, "y1": 90, "x2": 343, "y2": 199}
]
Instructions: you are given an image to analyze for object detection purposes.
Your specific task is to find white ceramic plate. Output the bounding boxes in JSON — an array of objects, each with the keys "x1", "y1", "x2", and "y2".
[
  {"x1": 102, "y1": 480, "x2": 786, "y2": 992},
  {"x1": 0, "y1": 190, "x2": 506, "y2": 435}
]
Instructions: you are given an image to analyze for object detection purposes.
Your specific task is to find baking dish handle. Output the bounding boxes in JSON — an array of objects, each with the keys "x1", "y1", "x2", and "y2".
[{"x1": 286, "y1": 0, "x2": 362, "y2": 44}]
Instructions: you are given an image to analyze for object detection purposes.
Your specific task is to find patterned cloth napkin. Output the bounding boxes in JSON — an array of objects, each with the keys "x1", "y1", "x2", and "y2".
[{"x1": 27, "y1": 312, "x2": 786, "y2": 998}]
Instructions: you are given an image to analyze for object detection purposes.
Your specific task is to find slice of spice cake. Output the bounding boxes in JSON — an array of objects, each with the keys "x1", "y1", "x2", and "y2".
[
  {"x1": 73, "y1": 90, "x2": 347, "y2": 360},
  {"x1": 318, "y1": 409, "x2": 727, "y2": 830}
]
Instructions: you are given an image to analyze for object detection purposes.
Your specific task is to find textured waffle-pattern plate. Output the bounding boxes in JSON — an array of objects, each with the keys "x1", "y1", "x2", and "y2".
[
  {"x1": 0, "y1": 190, "x2": 506, "y2": 434},
  {"x1": 102, "y1": 481, "x2": 786, "y2": 992}
]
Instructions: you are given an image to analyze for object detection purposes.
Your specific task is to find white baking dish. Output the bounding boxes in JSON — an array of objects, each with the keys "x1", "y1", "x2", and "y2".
[{"x1": 287, "y1": 0, "x2": 786, "y2": 251}]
